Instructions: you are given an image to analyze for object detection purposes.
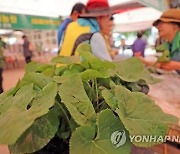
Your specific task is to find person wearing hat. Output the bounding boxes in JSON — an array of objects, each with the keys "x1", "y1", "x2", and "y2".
[
  {"x1": 153, "y1": 9, "x2": 180, "y2": 71},
  {"x1": 59, "y1": 0, "x2": 116, "y2": 61}
]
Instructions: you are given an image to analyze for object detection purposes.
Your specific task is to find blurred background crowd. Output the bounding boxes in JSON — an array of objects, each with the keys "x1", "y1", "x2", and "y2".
[{"x1": 0, "y1": 0, "x2": 179, "y2": 66}]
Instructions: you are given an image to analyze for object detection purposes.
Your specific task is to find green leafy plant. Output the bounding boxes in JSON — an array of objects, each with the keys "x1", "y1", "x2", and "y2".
[
  {"x1": 155, "y1": 43, "x2": 170, "y2": 63},
  {"x1": 0, "y1": 44, "x2": 178, "y2": 154}
]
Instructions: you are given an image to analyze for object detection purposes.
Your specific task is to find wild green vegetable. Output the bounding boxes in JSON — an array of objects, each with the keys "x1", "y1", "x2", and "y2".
[
  {"x1": 157, "y1": 50, "x2": 170, "y2": 63},
  {"x1": 155, "y1": 43, "x2": 170, "y2": 63},
  {"x1": 0, "y1": 44, "x2": 178, "y2": 154}
]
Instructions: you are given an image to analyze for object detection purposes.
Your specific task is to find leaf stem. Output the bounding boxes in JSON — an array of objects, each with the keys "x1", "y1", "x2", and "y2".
[
  {"x1": 95, "y1": 78, "x2": 99, "y2": 112},
  {"x1": 55, "y1": 101, "x2": 73, "y2": 132}
]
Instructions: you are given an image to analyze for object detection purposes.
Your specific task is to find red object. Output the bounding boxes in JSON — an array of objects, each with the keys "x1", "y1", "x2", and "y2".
[
  {"x1": 5, "y1": 56, "x2": 14, "y2": 63},
  {"x1": 115, "y1": 7, "x2": 143, "y2": 14},
  {"x1": 86, "y1": 0, "x2": 109, "y2": 11}
]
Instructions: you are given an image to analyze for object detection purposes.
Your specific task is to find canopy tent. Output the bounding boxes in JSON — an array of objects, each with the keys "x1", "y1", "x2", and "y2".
[
  {"x1": 113, "y1": 7, "x2": 162, "y2": 32},
  {"x1": 0, "y1": 0, "x2": 167, "y2": 17},
  {"x1": 0, "y1": 0, "x2": 168, "y2": 32}
]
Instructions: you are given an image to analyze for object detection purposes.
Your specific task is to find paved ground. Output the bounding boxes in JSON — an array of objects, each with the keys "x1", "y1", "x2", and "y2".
[{"x1": 3, "y1": 67, "x2": 25, "y2": 91}]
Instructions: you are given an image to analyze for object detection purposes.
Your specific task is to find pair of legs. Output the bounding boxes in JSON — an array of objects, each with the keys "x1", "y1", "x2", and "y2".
[
  {"x1": 25, "y1": 56, "x2": 31, "y2": 63},
  {"x1": 0, "y1": 68, "x2": 3, "y2": 94}
]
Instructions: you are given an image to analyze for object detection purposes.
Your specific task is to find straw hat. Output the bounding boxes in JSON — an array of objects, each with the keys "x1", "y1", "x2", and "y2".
[
  {"x1": 80, "y1": 0, "x2": 114, "y2": 17},
  {"x1": 153, "y1": 9, "x2": 180, "y2": 26}
]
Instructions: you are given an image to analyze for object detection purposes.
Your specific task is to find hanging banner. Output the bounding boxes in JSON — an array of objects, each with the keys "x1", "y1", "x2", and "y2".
[{"x1": 0, "y1": 12, "x2": 61, "y2": 30}]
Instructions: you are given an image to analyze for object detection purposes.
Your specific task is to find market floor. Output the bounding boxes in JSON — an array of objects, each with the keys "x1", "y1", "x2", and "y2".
[{"x1": 3, "y1": 67, "x2": 25, "y2": 91}]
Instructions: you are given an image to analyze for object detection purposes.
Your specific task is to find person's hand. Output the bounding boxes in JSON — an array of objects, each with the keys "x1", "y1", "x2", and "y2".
[
  {"x1": 134, "y1": 52, "x2": 142, "y2": 57},
  {"x1": 159, "y1": 61, "x2": 180, "y2": 71},
  {"x1": 110, "y1": 50, "x2": 118, "y2": 58},
  {"x1": 113, "y1": 50, "x2": 119, "y2": 55}
]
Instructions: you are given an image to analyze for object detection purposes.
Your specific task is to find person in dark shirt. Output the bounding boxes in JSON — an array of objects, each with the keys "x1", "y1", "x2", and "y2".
[{"x1": 22, "y1": 35, "x2": 32, "y2": 63}]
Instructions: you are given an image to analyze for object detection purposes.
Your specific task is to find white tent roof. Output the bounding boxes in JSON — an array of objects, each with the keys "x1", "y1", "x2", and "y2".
[
  {"x1": 113, "y1": 7, "x2": 161, "y2": 32},
  {"x1": 0, "y1": 0, "x2": 166, "y2": 17},
  {"x1": 0, "y1": 0, "x2": 165, "y2": 32},
  {"x1": 0, "y1": 0, "x2": 126, "y2": 17}
]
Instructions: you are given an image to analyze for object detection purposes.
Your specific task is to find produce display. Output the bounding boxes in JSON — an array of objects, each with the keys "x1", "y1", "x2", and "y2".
[{"x1": 0, "y1": 44, "x2": 177, "y2": 154}]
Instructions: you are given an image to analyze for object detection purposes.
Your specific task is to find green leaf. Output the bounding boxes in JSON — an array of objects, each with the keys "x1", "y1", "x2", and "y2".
[
  {"x1": 70, "y1": 63, "x2": 85, "y2": 72},
  {"x1": 22, "y1": 72, "x2": 53, "y2": 89},
  {"x1": 70, "y1": 109, "x2": 131, "y2": 154},
  {"x1": 104, "y1": 85, "x2": 178, "y2": 147},
  {"x1": 141, "y1": 69, "x2": 162, "y2": 84},
  {"x1": 97, "y1": 78, "x2": 111, "y2": 89},
  {"x1": 102, "y1": 89, "x2": 118, "y2": 110},
  {"x1": 53, "y1": 76, "x2": 71, "y2": 84},
  {"x1": 126, "y1": 82, "x2": 142, "y2": 92},
  {"x1": 0, "y1": 83, "x2": 34, "y2": 115},
  {"x1": 157, "y1": 50, "x2": 170, "y2": 63},
  {"x1": 0, "y1": 82, "x2": 57, "y2": 144},
  {"x1": 56, "y1": 113, "x2": 71, "y2": 140},
  {"x1": 42, "y1": 67, "x2": 55, "y2": 77},
  {"x1": 76, "y1": 43, "x2": 92, "y2": 68},
  {"x1": 0, "y1": 80, "x2": 30, "y2": 100},
  {"x1": 115, "y1": 58, "x2": 144, "y2": 82},
  {"x1": 55, "y1": 66, "x2": 67, "y2": 76},
  {"x1": 78, "y1": 44, "x2": 115, "y2": 71},
  {"x1": 76, "y1": 42, "x2": 92, "y2": 54},
  {"x1": 25, "y1": 62, "x2": 54, "y2": 73},
  {"x1": 155, "y1": 43, "x2": 167, "y2": 52},
  {"x1": 60, "y1": 64, "x2": 85, "y2": 77},
  {"x1": 59, "y1": 74, "x2": 96, "y2": 125},
  {"x1": 25, "y1": 62, "x2": 42, "y2": 72},
  {"x1": 51, "y1": 56, "x2": 80, "y2": 65},
  {"x1": 63, "y1": 68, "x2": 80, "y2": 76},
  {"x1": 83, "y1": 81, "x2": 96, "y2": 103},
  {"x1": 55, "y1": 100, "x2": 77, "y2": 138},
  {"x1": 57, "y1": 130, "x2": 70, "y2": 140},
  {"x1": 80, "y1": 69, "x2": 108, "y2": 80},
  {"x1": 9, "y1": 109, "x2": 59, "y2": 154}
]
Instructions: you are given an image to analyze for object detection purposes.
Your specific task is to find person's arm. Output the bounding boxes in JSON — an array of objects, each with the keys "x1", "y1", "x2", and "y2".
[
  {"x1": 57, "y1": 25, "x2": 66, "y2": 47},
  {"x1": 90, "y1": 33, "x2": 112, "y2": 61},
  {"x1": 159, "y1": 61, "x2": 180, "y2": 71},
  {"x1": 57, "y1": 19, "x2": 72, "y2": 46},
  {"x1": 131, "y1": 42, "x2": 135, "y2": 52},
  {"x1": 137, "y1": 56, "x2": 161, "y2": 67},
  {"x1": 138, "y1": 56, "x2": 180, "y2": 71}
]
